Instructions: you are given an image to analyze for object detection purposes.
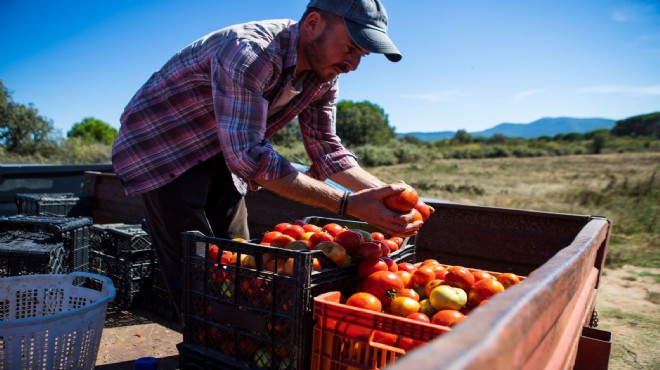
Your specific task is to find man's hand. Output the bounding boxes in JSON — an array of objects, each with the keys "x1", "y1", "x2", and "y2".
[{"x1": 345, "y1": 182, "x2": 424, "y2": 237}]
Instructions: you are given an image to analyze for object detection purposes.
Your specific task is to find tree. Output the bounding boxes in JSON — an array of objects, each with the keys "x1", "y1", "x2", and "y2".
[
  {"x1": 612, "y1": 112, "x2": 660, "y2": 138},
  {"x1": 67, "y1": 117, "x2": 118, "y2": 145},
  {"x1": 0, "y1": 80, "x2": 59, "y2": 155},
  {"x1": 336, "y1": 100, "x2": 395, "y2": 147},
  {"x1": 453, "y1": 129, "x2": 472, "y2": 144}
]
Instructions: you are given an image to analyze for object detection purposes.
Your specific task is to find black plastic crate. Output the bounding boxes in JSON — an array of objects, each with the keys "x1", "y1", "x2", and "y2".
[
  {"x1": 0, "y1": 215, "x2": 91, "y2": 273},
  {"x1": 0, "y1": 231, "x2": 68, "y2": 277},
  {"x1": 89, "y1": 249, "x2": 155, "y2": 308},
  {"x1": 15, "y1": 192, "x2": 90, "y2": 218},
  {"x1": 90, "y1": 223, "x2": 152, "y2": 256},
  {"x1": 180, "y1": 217, "x2": 415, "y2": 370}
]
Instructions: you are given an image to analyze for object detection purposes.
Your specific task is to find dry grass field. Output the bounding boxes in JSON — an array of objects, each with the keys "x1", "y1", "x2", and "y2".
[{"x1": 369, "y1": 151, "x2": 660, "y2": 369}]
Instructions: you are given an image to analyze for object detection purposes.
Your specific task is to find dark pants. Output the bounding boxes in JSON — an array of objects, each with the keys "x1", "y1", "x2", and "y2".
[{"x1": 141, "y1": 154, "x2": 249, "y2": 324}]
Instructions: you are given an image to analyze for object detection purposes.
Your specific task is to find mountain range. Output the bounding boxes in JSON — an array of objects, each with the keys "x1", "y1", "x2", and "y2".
[{"x1": 398, "y1": 117, "x2": 616, "y2": 142}]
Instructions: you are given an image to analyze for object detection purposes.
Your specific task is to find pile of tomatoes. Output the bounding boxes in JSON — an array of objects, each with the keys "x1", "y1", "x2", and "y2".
[{"x1": 343, "y1": 257, "x2": 523, "y2": 350}]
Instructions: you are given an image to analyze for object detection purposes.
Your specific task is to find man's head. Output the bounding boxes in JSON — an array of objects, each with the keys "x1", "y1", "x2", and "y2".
[{"x1": 306, "y1": 0, "x2": 401, "y2": 62}]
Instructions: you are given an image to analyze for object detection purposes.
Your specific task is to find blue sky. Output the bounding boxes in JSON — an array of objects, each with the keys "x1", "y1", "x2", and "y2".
[{"x1": 1, "y1": 0, "x2": 659, "y2": 136}]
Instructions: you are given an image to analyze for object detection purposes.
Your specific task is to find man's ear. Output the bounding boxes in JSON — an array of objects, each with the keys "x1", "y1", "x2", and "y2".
[{"x1": 303, "y1": 11, "x2": 323, "y2": 34}]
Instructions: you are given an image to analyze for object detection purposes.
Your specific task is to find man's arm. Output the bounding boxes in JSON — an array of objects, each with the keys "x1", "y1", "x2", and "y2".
[
  {"x1": 329, "y1": 165, "x2": 386, "y2": 191},
  {"x1": 255, "y1": 171, "x2": 422, "y2": 237}
]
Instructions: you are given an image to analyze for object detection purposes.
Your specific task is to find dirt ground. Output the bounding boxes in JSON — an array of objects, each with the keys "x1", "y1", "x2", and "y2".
[{"x1": 95, "y1": 265, "x2": 660, "y2": 370}]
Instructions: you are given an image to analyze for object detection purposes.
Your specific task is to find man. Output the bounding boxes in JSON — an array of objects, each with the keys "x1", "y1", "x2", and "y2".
[{"x1": 112, "y1": 0, "x2": 425, "y2": 320}]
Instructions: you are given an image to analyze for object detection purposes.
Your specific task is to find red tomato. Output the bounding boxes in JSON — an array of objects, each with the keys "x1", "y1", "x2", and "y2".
[
  {"x1": 467, "y1": 278, "x2": 505, "y2": 307},
  {"x1": 322, "y1": 223, "x2": 345, "y2": 237},
  {"x1": 444, "y1": 266, "x2": 476, "y2": 291},
  {"x1": 303, "y1": 224, "x2": 322, "y2": 233},
  {"x1": 270, "y1": 234, "x2": 296, "y2": 248},
  {"x1": 406, "y1": 312, "x2": 430, "y2": 323},
  {"x1": 370, "y1": 232, "x2": 385, "y2": 241},
  {"x1": 273, "y1": 223, "x2": 291, "y2": 233},
  {"x1": 261, "y1": 231, "x2": 283, "y2": 244},
  {"x1": 421, "y1": 259, "x2": 441, "y2": 267},
  {"x1": 383, "y1": 187, "x2": 419, "y2": 213},
  {"x1": 358, "y1": 257, "x2": 388, "y2": 279},
  {"x1": 497, "y1": 273, "x2": 521, "y2": 288},
  {"x1": 412, "y1": 266, "x2": 436, "y2": 287},
  {"x1": 396, "y1": 270, "x2": 414, "y2": 289},
  {"x1": 334, "y1": 229, "x2": 364, "y2": 255},
  {"x1": 282, "y1": 224, "x2": 305, "y2": 240},
  {"x1": 208, "y1": 244, "x2": 219, "y2": 260},
  {"x1": 397, "y1": 288, "x2": 420, "y2": 302},
  {"x1": 431, "y1": 309, "x2": 466, "y2": 327},
  {"x1": 390, "y1": 237, "x2": 404, "y2": 247},
  {"x1": 384, "y1": 239, "x2": 399, "y2": 253},
  {"x1": 346, "y1": 292, "x2": 382, "y2": 312},
  {"x1": 471, "y1": 269, "x2": 495, "y2": 283},
  {"x1": 356, "y1": 241, "x2": 383, "y2": 259},
  {"x1": 361, "y1": 271, "x2": 405, "y2": 307},
  {"x1": 397, "y1": 262, "x2": 416, "y2": 273},
  {"x1": 308, "y1": 231, "x2": 334, "y2": 248},
  {"x1": 381, "y1": 257, "x2": 398, "y2": 272},
  {"x1": 414, "y1": 200, "x2": 431, "y2": 221},
  {"x1": 411, "y1": 208, "x2": 424, "y2": 222}
]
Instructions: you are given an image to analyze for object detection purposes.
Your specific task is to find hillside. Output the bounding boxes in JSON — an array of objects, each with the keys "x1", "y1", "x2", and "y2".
[{"x1": 399, "y1": 117, "x2": 615, "y2": 141}]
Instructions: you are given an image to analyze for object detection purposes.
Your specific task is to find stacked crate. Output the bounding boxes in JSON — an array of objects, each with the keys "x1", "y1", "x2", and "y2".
[
  {"x1": 15, "y1": 192, "x2": 90, "y2": 218},
  {"x1": 89, "y1": 223, "x2": 154, "y2": 308},
  {"x1": 0, "y1": 216, "x2": 92, "y2": 277}
]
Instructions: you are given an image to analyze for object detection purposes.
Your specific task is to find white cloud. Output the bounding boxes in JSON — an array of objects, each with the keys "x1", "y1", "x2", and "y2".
[
  {"x1": 514, "y1": 89, "x2": 545, "y2": 102},
  {"x1": 399, "y1": 90, "x2": 459, "y2": 102},
  {"x1": 579, "y1": 85, "x2": 660, "y2": 95}
]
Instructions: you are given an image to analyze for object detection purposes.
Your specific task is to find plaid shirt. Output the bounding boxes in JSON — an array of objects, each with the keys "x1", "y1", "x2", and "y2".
[{"x1": 112, "y1": 19, "x2": 358, "y2": 197}]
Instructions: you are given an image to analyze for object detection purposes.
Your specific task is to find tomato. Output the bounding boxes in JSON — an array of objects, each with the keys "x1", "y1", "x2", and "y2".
[
  {"x1": 424, "y1": 279, "x2": 444, "y2": 298},
  {"x1": 282, "y1": 224, "x2": 305, "y2": 240},
  {"x1": 412, "y1": 266, "x2": 436, "y2": 287},
  {"x1": 414, "y1": 200, "x2": 431, "y2": 221},
  {"x1": 467, "y1": 278, "x2": 505, "y2": 307},
  {"x1": 346, "y1": 292, "x2": 382, "y2": 312},
  {"x1": 384, "y1": 187, "x2": 419, "y2": 213},
  {"x1": 471, "y1": 269, "x2": 495, "y2": 283},
  {"x1": 432, "y1": 265, "x2": 447, "y2": 280},
  {"x1": 373, "y1": 331, "x2": 398, "y2": 346},
  {"x1": 497, "y1": 272, "x2": 521, "y2": 288},
  {"x1": 270, "y1": 234, "x2": 296, "y2": 248},
  {"x1": 303, "y1": 224, "x2": 322, "y2": 233},
  {"x1": 208, "y1": 244, "x2": 219, "y2": 260},
  {"x1": 411, "y1": 208, "x2": 424, "y2": 222},
  {"x1": 361, "y1": 271, "x2": 405, "y2": 307},
  {"x1": 390, "y1": 297, "x2": 420, "y2": 317},
  {"x1": 381, "y1": 257, "x2": 398, "y2": 272},
  {"x1": 444, "y1": 266, "x2": 475, "y2": 291},
  {"x1": 397, "y1": 288, "x2": 420, "y2": 302},
  {"x1": 421, "y1": 259, "x2": 441, "y2": 267},
  {"x1": 370, "y1": 232, "x2": 385, "y2": 241},
  {"x1": 308, "y1": 231, "x2": 334, "y2": 248},
  {"x1": 431, "y1": 309, "x2": 466, "y2": 327},
  {"x1": 358, "y1": 257, "x2": 388, "y2": 279},
  {"x1": 322, "y1": 223, "x2": 345, "y2": 237},
  {"x1": 334, "y1": 229, "x2": 364, "y2": 255},
  {"x1": 390, "y1": 237, "x2": 404, "y2": 247},
  {"x1": 396, "y1": 270, "x2": 414, "y2": 289},
  {"x1": 273, "y1": 223, "x2": 291, "y2": 233},
  {"x1": 384, "y1": 239, "x2": 399, "y2": 253},
  {"x1": 397, "y1": 262, "x2": 416, "y2": 273},
  {"x1": 418, "y1": 299, "x2": 437, "y2": 318},
  {"x1": 315, "y1": 241, "x2": 347, "y2": 266},
  {"x1": 374, "y1": 240, "x2": 391, "y2": 256},
  {"x1": 356, "y1": 241, "x2": 383, "y2": 259},
  {"x1": 406, "y1": 312, "x2": 430, "y2": 323}
]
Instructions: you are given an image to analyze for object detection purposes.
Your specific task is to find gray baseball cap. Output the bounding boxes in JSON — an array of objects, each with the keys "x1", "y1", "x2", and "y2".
[{"x1": 307, "y1": 0, "x2": 402, "y2": 62}]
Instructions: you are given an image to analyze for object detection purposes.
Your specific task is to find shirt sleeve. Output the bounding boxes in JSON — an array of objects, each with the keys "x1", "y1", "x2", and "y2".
[
  {"x1": 298, "y1": 81, "x2": 359, "y2": 181},
  {"x1": 211, "y1": 39, "x2": 297, "y2": 188}
]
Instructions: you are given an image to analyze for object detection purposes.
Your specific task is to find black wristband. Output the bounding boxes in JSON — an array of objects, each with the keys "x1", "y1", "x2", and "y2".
[{"x1": 338, "y1": 191, "x2": 350, "y2": 216}]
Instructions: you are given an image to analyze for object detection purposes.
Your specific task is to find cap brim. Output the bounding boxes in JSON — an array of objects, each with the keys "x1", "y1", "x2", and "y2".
[{"x1": 344, "y1": 18, "x2": 402, "y2": 62}]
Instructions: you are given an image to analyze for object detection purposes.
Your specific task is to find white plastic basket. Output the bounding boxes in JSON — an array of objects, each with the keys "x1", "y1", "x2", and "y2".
[{"x1": 0, "y1": 272, "x2": 115, "y2": 370}]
